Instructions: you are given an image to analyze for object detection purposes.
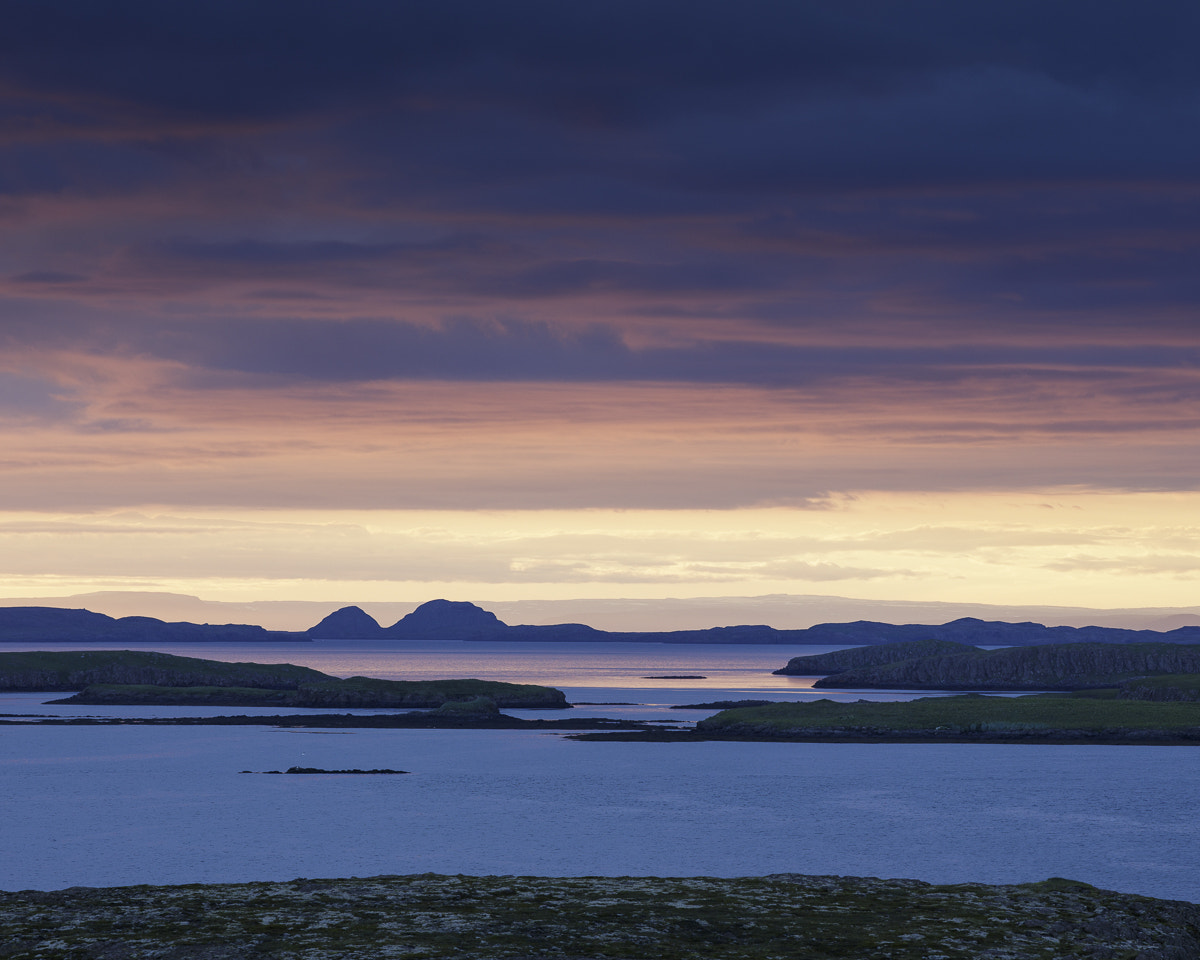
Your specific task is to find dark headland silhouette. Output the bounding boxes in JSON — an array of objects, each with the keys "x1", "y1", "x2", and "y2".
[
  {"x1": 5, "y1": 597, "x2": 1200, "y2": 646},
  {"x1": 315, "y1": 599, "x2": 1200, "y2": 646},
  {"x1": 0, "y1": 606, "x2": 299, "y2": 644}
]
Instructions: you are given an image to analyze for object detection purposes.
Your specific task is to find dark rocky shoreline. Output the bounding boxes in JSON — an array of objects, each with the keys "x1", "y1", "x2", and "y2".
[
  {"x1": 0, "y1": 711, "x2": 656, "y2": 731},
  {"x1": 2, "y1": 873, "x2": 1196, "y2": 959}
]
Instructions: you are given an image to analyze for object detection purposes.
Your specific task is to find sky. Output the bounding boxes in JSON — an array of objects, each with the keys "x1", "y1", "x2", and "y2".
[{"x1": 1, "y1": 1, "x2": 1200, "y2": 613}]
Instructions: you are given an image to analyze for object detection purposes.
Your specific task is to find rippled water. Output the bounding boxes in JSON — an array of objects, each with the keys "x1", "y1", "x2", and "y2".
[
  {"x1": 2, "y1": 640, "x2": 1196, "y2": 901},
  {"x1": 3, "y1": 726, "x2": 1198, "y2": 902}
]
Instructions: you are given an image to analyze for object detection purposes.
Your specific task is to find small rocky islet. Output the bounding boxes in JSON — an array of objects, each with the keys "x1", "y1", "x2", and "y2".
[{"x1": 2, "y1": 873, "x2": 1198, "y2": 960}]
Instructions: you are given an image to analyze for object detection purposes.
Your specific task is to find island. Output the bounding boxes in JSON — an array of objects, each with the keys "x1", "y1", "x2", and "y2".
[
  {"x1": 774, "y1": 639, "x2": 1200, "y2": 693},
  {"x1": 0, "y1": 650, "x2": 568, "y2": 709},
  {"x1": 685, "y1": 693, "x2": 1200, "y2": 744},
  {"x1": 242, "y1": 767, "x2": 410, "y2": 775},
  {"x1": 1, "y1": 873, "x2": 1195, "y2": 958}
]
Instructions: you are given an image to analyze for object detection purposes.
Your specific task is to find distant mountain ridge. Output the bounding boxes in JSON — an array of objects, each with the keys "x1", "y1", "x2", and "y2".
[
  {"x1": 0, "y1": 606, "x2": 302, "y2": 643},
  {"x1": 308, "y1": 600, "x2": 1200, "y2": 646},
  {"x1": 6, "y1": 598, "x2": 1200, "y2": 646},
  {"x1": 6, "y1": 589, "x2": 1200, "y2": 632}
]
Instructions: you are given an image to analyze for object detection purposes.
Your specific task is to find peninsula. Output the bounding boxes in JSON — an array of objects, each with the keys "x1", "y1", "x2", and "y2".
[
  {"x1": 0, "y1": 606, "x2": 303, "y2": 643},
  {"x1": 0, "y1": 650, "x2": 568, "y2": 709}
]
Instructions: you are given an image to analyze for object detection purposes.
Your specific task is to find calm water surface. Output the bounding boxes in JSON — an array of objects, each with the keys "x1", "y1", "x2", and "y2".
[
  {"x1": 2, "y1": 640, "x2": 1196, "y2": 900},
  {"x1": 0, "y1": 639, "x2": 980, "y2": 721}
]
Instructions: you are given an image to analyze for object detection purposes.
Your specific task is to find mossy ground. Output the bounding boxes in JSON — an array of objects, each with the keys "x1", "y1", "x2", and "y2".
[{"x1": 2, "y1": 873, "x2": 1197, "y2": 959}]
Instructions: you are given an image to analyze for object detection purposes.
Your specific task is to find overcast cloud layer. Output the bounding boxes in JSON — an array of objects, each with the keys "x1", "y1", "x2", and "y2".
[{"x1": 1, "y1": 3, "x2": 1198, "y2": 604}]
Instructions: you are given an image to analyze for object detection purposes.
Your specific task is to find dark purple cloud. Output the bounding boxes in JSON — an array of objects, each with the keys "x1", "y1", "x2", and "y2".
[
  {"x1": 2, "y1": 0, "x2": 1199, "y2": 391},
  {"x1": 20, "y1": 315, "x2": 1188, "y2": 389}
]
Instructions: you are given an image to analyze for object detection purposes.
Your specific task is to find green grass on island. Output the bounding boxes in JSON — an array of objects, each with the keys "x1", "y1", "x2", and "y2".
[
  {"x1": 2, "y1": 873, "x2": 1197, "y2": 959},
  {"x1": 688, "y1": 693, "x2": 1200, "y2": 742}
]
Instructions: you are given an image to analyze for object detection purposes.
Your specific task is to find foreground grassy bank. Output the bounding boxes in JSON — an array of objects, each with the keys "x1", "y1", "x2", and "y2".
[
  {"x1": 688, "y1": 693, "x2": 1200, "y2": 743},
  {"x1": 2, "y1": 873, "x2": 1197, "y2": 959}
]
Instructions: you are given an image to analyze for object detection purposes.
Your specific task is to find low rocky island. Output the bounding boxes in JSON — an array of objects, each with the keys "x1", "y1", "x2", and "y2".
[
  {"x1": 1, "y1": 873, "x2": 1196, "y2": 959},
  {"x1": 242, "y1": 767, "x2": 410, "y2": 775}
]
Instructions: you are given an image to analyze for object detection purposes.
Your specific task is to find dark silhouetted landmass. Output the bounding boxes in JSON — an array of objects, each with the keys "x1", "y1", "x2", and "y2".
[
  {"x1": 309, "y1": 601, "x2": 1200, "y2": 646},
  {"x1": 2, "y1": 650, "x2": 567, "y2": 708},
  {"x1": 246, "y1": 767, "x2": 410, "y2": 775},
  {"x1": 0, "y1": 649, "x2": 327, "y2": 691},
  {"x1": 8, "y1": 599, "x2": 1200, "y2": 647},
  {"x1": 304, "y1": 604, "x2": 384, "y2": 639},
  {"x1": 0, "y1": 606, "x2": 305, "y2": 643},
  {"x1": 1, "y1": 874, "x2": 1196, "y2": 958},
  {"x1": 775, "y1": 640, "x2": 1200, "y2": 691}
]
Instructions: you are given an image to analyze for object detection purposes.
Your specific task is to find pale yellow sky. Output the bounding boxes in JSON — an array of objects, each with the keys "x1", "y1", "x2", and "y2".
[
  {"x1": 5, "y1": 7, "x2": 1200, "y2": 626},
  {"x1": 1, "y1": 490, "x2": 1197, "y2": 610}
]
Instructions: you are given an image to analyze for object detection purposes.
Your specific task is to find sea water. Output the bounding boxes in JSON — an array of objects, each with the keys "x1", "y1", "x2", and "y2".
[
  {"x1": 0, "y1": 639, "x2": 980, "y2": 723},
  {"x1": 2, "y1": 640, "x2": 1197, "y2": 900}
]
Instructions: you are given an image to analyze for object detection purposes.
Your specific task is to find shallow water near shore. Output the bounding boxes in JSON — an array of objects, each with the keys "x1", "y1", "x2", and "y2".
[{"x1": 2, "y1": 640, "x2": 1197, "y2": 901}]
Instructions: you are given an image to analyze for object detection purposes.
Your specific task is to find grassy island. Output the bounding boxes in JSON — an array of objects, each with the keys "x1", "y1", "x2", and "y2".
[
  {"x1": 1, "y1": 873, "x2": 1196, "y2": 959},
  {"x1": 775, "y1": 640, "x2": 1200, "y2": 692},
  {"x1": 1, "y1": 650, "x2": 568, "y2": 709}
]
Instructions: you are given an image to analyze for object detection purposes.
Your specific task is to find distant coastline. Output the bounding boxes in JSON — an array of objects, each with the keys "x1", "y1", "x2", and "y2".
[{"x1": 6, "y1": 596, "x2": 1200, "y2": 646}]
